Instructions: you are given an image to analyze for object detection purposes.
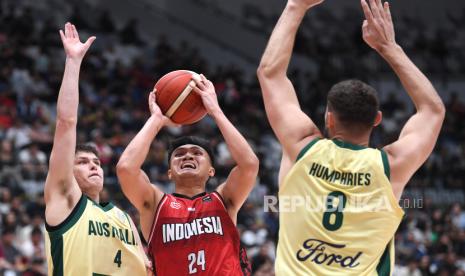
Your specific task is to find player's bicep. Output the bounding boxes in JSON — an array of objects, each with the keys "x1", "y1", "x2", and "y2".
[
  {"x1": 258, "y1": 75, "x2": 321, "y2": 155},
  {"x1": 117, "y1": 168, "x2": 160, "y2": 211},
  {"x1": 385, "y1": 111, "x2": 443, "y2": 185},
  {"x1": 45, "y1": 120, "x2": 79, "y2": 202},
  {"x1": 217, "y1": 165, "x2": 258, "y2": 212}
]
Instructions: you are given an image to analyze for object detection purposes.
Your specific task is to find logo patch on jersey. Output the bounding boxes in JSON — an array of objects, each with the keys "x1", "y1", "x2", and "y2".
[
  {"x1": 170, "y1": 201, "x2": 181, "y2": 209},
  {"x1": 202, "y1": 196, "x2": 212, "y2": 202},
  {"x1": 296, "y1": 238, "x2": 362, "y2": 268}
]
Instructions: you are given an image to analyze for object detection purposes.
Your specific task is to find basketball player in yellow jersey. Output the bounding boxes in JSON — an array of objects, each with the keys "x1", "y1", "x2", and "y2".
[
  {"x1": 257, "y1": 0, "x2": 445, "y2": 275},
  {"x1": 44, "y1": 23, "x2": 149, "y2": 275}
]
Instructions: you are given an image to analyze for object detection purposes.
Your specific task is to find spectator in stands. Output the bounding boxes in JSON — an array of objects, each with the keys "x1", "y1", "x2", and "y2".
[{"x1": 0, "y1": 228, "x2": 21, "y2": 272}]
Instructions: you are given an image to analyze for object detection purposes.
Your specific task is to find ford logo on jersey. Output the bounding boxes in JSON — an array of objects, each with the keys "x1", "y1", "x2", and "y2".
[{"x1": 296, "y1": 238, "x2": 362, "y2": 268}]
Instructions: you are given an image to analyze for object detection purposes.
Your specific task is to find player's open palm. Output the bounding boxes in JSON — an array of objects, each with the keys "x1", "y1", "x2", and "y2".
[
  {"x1": 192, "y1": 74, "x2": 221, "y2": 116},
  {"x1": 289, "y1": 0, "x2": 324, "y2": 9},
  {"x1": 59, "y1": 22, "x2": 96, "y2": 60},
  {"x1": 361, "y1": 0, "x2": 396, "y2": 52}
]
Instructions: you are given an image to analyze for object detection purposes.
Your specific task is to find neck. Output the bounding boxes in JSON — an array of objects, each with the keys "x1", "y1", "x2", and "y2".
[
  {"x1": 85, "y1": 191, "x2": 100, "y2": 203},
  {"x1": 330, "y1": 130, "x2": 371, "y2": 147},
  {"x1": 174, "y1": 177, "x2": 207, "y2": 198},
  {"x1": 174, "y1": 187, "x2": 206, "y2": 198}
]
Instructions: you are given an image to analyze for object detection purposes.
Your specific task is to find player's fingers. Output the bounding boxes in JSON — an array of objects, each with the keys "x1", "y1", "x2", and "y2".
[
  {"x1": 192, "y1": 86, "x2": 203, "y2": 95},
  {"x1": 361, "y1": 0, "x2": 375, "y2": 25},
  {"x1": 365, "y1": 0, "x2": 387, "y2": 39},
  {"x1": 376, "y1": 0, "x2": 386, "y2": 21},
  {"x1": 362, "y1": 20, "x2": 368, "y2": 32},
  {"x1": 59, "y1": 30, "x2": 65, "y2": 42},
  {"x1": 66, "y1": 23, "x2": 73, "y2": 38},
  {"x1": 72, "y1": 24, "x2": 79, "y2": 39},
  {"x1": 200, "y1": 74, "x2": 208, "y2": 83},
  {"x1": 84, "y1": 36, "x2": 96, "y2": 50},
  {"x1": 207, "y1": 80, "x2": 215, "y2": 90},
  {"x1": 369, "y1": 0, "x2": 381, "y2": 19},
  {"x1": 65, "y1": 22, "x2": 71, "y2": 37},
  {"x1": 192, "y1": 78, "x2": 206, "y2": 91},
  {"x1": 384, "y1": 2, "x2": 394, "y2": 37}
]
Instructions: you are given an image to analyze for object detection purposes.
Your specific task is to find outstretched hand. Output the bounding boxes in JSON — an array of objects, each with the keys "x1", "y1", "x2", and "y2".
[
  {"x1": 148, "y1": 89, "x2": 178, "y2": 127},
  {"x1": 59, "y1": 22, "x2": 96, "y2": 60},
  {"x1": 361, "y1": 0, "x2": 396, "y2": 52},
  {"x1": 192, "y1": 74, "x2": 222, "y2": 117}
]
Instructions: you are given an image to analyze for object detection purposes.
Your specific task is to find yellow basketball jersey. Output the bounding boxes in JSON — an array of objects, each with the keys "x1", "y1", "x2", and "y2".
[
  {"x1": 45, "y1": 195, "x2": 146, "y2": 276},
  {"x1": 276, "y1": 138, "x2": 404, "y2": 276}
]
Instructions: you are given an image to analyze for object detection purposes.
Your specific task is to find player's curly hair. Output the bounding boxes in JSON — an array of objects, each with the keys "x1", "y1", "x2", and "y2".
[{"x1": 327, "y1": 79, "x2": 379, "y2": 132}]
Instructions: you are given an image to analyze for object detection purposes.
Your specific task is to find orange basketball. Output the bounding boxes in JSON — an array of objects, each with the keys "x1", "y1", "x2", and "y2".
[{"x1": 154, "y1": 70, "x2": 207, "y2": 125}]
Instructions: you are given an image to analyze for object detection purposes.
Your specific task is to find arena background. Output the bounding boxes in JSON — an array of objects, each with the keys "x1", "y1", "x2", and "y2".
[{"x1": 0, "y1": 0, "x2": 464, "y2": 275}]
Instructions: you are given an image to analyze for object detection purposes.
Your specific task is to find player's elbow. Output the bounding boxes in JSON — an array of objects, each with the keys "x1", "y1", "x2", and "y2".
[
  {"x1": 257, "y1": 63, "x2": 278, "y2": 79},
  {"x1": 116, "y1": 159, "x2": 135, "y2": 176},
  {"x1": 435, "y1": 101, "x2": 446, "y2": 121},
  {"x1": 241, "y1": 154, "x2": 260, "y2": 175},
  {"x1": 427, "y1": 100, "x2": 446, "y2": 124}
]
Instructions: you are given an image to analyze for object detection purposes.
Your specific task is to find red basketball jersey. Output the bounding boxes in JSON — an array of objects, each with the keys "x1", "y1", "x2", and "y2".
[{"x1": 148, "y1": 192, "x2": 250, "y2": 275}]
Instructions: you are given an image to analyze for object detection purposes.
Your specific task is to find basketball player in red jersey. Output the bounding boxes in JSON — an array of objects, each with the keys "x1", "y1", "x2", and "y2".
[{"x1": 116, "y1": 74, "x2": 259, "y2": 275}]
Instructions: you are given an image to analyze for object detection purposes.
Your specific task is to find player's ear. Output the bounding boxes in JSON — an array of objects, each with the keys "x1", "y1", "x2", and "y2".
[
  {"x1": 373, "y1": 111, "x2": 382, "y2": 127},
  {"x1": 208, "y1": 167, "x2": 215, "y2": 177},
  {"x1": 326, "y1": 111, "x2": 335, "y2": 129},
  {"x1": 167, "y1": 169, "x2": 172, "y2": 180}
]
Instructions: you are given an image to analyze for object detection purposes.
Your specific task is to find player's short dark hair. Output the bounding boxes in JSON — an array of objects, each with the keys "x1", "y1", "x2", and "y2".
[
  {"x1": 327, "y1": 79, "x2": 379, "y2": 132},
  {"x1": 75, "y1": 144, "x2": 100, "y2": 158},
  {"x1": 168, "y1": 136, "x2": 215, "y2": 166}
]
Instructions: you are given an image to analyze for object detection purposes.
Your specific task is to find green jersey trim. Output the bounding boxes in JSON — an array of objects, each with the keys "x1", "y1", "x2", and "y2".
[{"x1": 296, "y1": 138, "x2": 321, "y2": 162}]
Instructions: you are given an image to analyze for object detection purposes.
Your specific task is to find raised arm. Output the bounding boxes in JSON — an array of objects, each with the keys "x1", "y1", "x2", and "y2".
[
  {"x1": 44, "y1": 23, "x2": 95, "y2": 226},
  {"x1": 256, "y1": 0, "x2": 323, "y2": 161},
  {"x1": 116, "y1": 91, "x2": 166, "y2": 238},
  {"x1": 193, "y1": 75, "x2": 259, "y2": 219},
  {"x1": 361, "y1": 0, "x2": 445, "y2": 198}
]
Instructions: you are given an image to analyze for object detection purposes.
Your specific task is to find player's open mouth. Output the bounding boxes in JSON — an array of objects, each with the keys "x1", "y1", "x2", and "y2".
[
  {"x1": 89, "y1": 173, "x2": 100, "y2": 178},
  {"x1": 181, "y1": 162, "x2": 197, "y2": 169}
]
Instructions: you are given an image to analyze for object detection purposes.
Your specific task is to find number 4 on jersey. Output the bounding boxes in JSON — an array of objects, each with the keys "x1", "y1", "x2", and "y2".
[
  {"x1": 188, "y1": 250, "x2": 206, "y2": 274},
  {"x1": 114, "y1": 250, "x2": 122, "y2": 268}
]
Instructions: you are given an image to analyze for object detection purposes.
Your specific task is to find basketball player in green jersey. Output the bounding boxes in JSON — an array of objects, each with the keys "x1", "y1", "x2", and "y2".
[
  {"x1": 257, "y1": 0, "x2": 445, "y2": 275},
  {"x1": 44, "y1": 23, "x2": 149, "y2": 275}
]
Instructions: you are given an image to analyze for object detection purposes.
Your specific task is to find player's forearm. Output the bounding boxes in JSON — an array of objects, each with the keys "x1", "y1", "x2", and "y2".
[
  {"x1": 56, "y1": 59, "x2": 82, "y2": 123},
  {"x1": 380, "y1": 45, "x2": 445, "y2": 115},
  {"x1": 117, "y1": 115, "x2": 164, "y2": 170},
  {"x1": 257, "y1": 3, "x2": 307, "y2": 77},
  {"x1": 211, "y1": 111, "x2": 259, "y2": 169}
]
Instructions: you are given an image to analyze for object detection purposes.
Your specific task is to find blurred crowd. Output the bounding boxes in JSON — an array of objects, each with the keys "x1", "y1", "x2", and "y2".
[{"x1": 0, "y1": 0, "x2": 464, "y2": 275}]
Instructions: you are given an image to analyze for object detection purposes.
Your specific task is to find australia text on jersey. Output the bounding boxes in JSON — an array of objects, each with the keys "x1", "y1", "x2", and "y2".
[
  {"x1": 162, "y1": 216, "x2": 224, "y2": 243},
  {"x1": 87, "y1": 219, "x2": 137, "y2": 246}
]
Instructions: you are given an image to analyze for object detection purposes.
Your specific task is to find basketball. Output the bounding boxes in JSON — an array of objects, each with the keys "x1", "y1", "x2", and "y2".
[{"x1": 154, "y1": 70, "x2": 207, "y2": 125}]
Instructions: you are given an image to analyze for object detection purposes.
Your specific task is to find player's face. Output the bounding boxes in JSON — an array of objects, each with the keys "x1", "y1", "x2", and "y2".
[
  {"x1": 169, "y1": 144, "x2": 214, "y2": 178},
  {"x1": 73, "y1": 151, "x2": 104, "y2": 192}
]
